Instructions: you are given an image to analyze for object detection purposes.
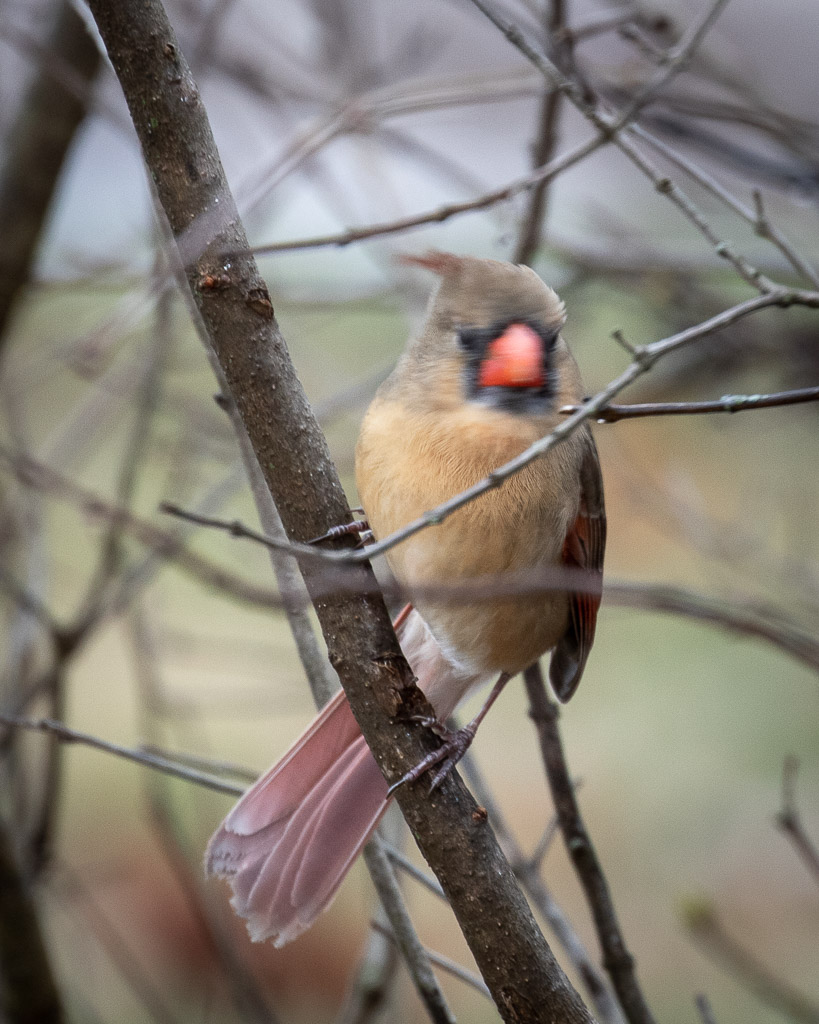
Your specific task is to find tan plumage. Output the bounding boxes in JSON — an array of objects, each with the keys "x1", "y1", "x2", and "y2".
[
  {"x1": 356, "y1": 251, "x2": 598, "y2": 681},
  {"x1": 206, "y1": 252, "x2": 605, "y2": 945}
]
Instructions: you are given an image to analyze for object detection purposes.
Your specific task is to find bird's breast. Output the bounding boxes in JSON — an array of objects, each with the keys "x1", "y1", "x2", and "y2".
[{"x1": 356, "y1": 397, "x2": 584, "y2": 676}]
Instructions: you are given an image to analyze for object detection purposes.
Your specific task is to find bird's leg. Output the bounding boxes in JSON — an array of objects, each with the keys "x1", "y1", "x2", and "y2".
[
  {"x1": 307, "y1": 509, "x2": 372, "y2": 546},
  {"x1": 387, "y1": 672, "x2": 511, "y2": 795}
]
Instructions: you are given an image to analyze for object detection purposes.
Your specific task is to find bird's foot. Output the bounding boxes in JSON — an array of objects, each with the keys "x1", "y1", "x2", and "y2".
[
  {"x1": 307, "y1": 513, "x2": 372, "y2": 546},
  {"x1": 386, "y1": 718, "x2": 477, "y2": 796},
  {"x1": 386, "y1": 672, "x2": 510, "y2": 798}
]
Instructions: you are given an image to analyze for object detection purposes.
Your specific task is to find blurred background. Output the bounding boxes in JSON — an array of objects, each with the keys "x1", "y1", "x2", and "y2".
[{"x1": 1, "y1": 0, "x2": 818, "y2": 1021}]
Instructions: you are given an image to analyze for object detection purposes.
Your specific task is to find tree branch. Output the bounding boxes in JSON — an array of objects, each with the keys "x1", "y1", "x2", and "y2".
[
  {"x1": 246, "y1": 133, "x2": 605, "y2": 258},
  {"x1": 512, "y1": 0, "x2": 567, "y2": 266},
  {"x1": 0, "y1": 817, "x2": 65, "y2": 1024},
  {"x1": 775, "y1": 756, "x2": 819, "y2": 885},
  {"x1": 361, "y1": 840, "x2": 456, "y2": 1023},
  {"x1": 562, "y1": 385, "x2": 819, "y2": 421},
  {"x1": 0, "y1": 714, "x2": 244, "y2": 796},
  {"x1": 0, "y1": 0, "x2": 101, "y2": 349},
  {"x1": 685, "y1": 902, "x2": 819, "y2": 1024},
  {"x1": 83, "y1": 1, "x2": 596, "y2": 1018},
  {"x1": 524, "y1": 664, "x2": 656, "y2": 1024}
]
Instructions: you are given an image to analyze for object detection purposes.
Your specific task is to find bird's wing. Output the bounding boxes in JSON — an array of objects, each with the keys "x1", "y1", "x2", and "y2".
[{"x1": 549, "y1": 433, "x2": 606, "y2": 701}]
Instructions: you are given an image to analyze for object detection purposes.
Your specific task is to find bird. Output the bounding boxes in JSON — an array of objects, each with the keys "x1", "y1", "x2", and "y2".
[{"x1": 206, "y1": 251, "x2": 606, "y2": 946}]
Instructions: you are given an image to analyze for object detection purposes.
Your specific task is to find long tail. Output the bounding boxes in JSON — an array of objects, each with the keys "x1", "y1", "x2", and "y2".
[{"x1": 205, "y1": 609, "x2": 486, "y2": 946}]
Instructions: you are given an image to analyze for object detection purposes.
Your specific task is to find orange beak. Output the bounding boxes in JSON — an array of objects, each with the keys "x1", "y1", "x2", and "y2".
[{"x1": 477, "y1": 323, "x2": 545, "y2": 389}]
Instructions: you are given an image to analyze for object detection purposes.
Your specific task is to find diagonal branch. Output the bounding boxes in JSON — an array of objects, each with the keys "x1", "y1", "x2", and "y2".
[
  {"x1": 0, "y1": 0, "x2": 101, "y2": 349},
  {"x1": 775, "y1": 756, "x2": 819, "y2": 885},
  {"x1": 247, "y1": 133, "x2": 605, "y2": 258},
  {"x1": 83, "y1": 1, "x2": 597, "y2": 1019},
  {"x1": 467, "y1": 0, "x2": 774, "y2": 292},
  {"x1": 0, "y1": 714, "x2": 245, "y2": 796},
  {"x1": 524, "y1": 664, "x2": 656, "y2": 1024},
  {"x1": 685, "y1": 903, "x2": 819, "y2": 1024}
]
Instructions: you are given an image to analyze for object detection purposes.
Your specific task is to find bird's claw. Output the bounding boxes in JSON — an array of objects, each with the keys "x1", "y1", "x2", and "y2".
[
  {"x1": 386, "y1": 722, "x2": 477, "y2": 797},
  {"x1": 307, "y1": 517, "x2": 371, "y2": 546}
]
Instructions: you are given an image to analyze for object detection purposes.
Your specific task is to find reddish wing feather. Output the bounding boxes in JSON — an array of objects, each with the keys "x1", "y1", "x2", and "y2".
[{"x1": 549, "y1": 435, "x2": 606, "y2": 702}]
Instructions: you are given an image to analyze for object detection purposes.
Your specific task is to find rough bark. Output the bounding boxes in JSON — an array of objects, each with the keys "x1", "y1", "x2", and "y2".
[{"x1": 83, "y1": 1, "x2": 596, "y2": 1019}]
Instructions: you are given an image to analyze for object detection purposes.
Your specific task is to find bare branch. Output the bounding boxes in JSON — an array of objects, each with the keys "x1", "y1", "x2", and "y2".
[
  {"x1": 610, "y1": 0, "x2": 731, "y2": 131},
  {"x1": 246, "y1": 134, "x2": 605, "y2": 258},
  {"x1": 382, "y1": 843, "x2": 446, "y2": 900},
  {"x1": 513, "y1": 0, "x2": 567, "y2": 266},
  {"x1": 370, "y1": 921, "x2": 491, "y2": 1000},
  {"x1": 524, "y1": 664, "x2": 656, "y2": 1024},
  {"x1": 8, "y1": 453, "x2": 816, "y2": 687},
  {"x1": 566, "y1": 9, "x2": 640, "y2": 45},
  {"x1": 605, "y1": 582, "x2": 819, "y2": 675},
  {"x1": 0, "y1": 714, "x2": 245, "y2": 797},
  {"x1": 467, "y1": 0, "x2": 775, "y2": 292},
  {"x1": 84, "y1": 1, "x2": 598, "y2": 1017},
  {"x1": 458, "y1": 751, "x2": 625, "y2": 1024},
  {"x1": 139, "y1": 745, "x2": 258, "y2": 784},
  {"x1": 334, "y1": 916, "x2": 399, "y2": 1024},
  {"x1": 0, "y1": 0, "x2": 101, "y2": 348},
  {"x1": 694, "y1": 994, "x2": 719, "y2": 1024},
  {"x1": 362, "y1": 840, "x2": 456, "y2": 1023},
  {"x1": 562, "y1": 385, "x2": 819, "y2": 421},
  {"x1": 0, "y1": 817, "x2": 66, "y2": 1024},
  {"x1": 775, "y1": 756, "x2": 819, "y2": 884},
  {"x1": 752, "y1": 191, "x2": 819, "y2": 284},
  {"x1": 685, "y1": 902, "x2": 819, "y2": 1024},
  {"x1": 629, "y1": 127, "x2": 819, "y2": 288}
]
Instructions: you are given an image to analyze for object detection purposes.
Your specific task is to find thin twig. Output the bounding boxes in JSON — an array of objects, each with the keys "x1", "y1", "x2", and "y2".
[
  {"x1": 0, "y1": 0, "x2": 101, "y2": 350},
  {"x1": 334, "y1": 910, "x2": 399, "y2": 1024},
  {"x1": 246, "y1": 134, "x2": 606, "y2": 257},
  {"x1": 6, "y1": 454, "x2": 817, "y2": 680},
  {"x1": 524, "y1": 664, "x2": 656, "y2": 1024},
  {"x1": 694, "y1": 994, "x2": 719, "y2": 1024},
  {"x1": 513, "y1": 0, "x2": 567, "y2": 266},
  {"x1": 562, "y1": 385, "x2": 819, "y2": 421},
  {"x1": 775, "y1": 756, "x2": 819, "y2": 884},
  {"x1": 605, "y1": 582, "x2": 819, "y2": 675},
  {"x1": 685, "y1": 902, "x2": 819, "y2": 1024},
  {"x1": 0, "y1": 566, "x2": 61, "y2": 638},
  {"x1": 610, "y1": 0, "x2": 731, "y2": 131},
  {"x1": 139, "y1": 745, "x2": 259, "y2": 784},
  {"x1": 567, "y1": 8, "x2": 640, "y2": 44},
  {"x1": 459, "y1": 749, "x2": 625, "y2": 1024},
  {"x1": 381, "y1": 842, "x2": 446, "y2": 899},
  {"x1": 467, "y1": 0, "x2": 775, "y2": 292},
  {"x1": 629, "y1": 126, "x2": 819, "y2": 288},
  {"x1": 362, "y1": 840, "x2": 456, "y2": 1024},
  {"x1": 370, "y1": 921, "x2": 491, "y2": 999},
  {"x1": 0, "y1": 714, "x2": 245, "y2": 796}
]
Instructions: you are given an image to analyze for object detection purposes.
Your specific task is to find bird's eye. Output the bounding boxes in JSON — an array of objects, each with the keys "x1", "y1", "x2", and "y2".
[
  {"x1": 457, "y1": 327, "x2": 482, "y2": 352},
  {"x1": 543, "y1": 327, "x2": 559, "y2": 350}
]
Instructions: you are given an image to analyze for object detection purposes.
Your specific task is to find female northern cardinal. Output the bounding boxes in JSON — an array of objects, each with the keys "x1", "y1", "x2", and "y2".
[{"x1": 206, "y1": 252, "x2": 605, "y2": 945}]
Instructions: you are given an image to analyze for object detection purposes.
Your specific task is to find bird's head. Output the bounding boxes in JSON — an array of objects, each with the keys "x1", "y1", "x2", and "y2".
[{"x1": 397, "y1": 251, "x2": 581, "y2": 417}]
